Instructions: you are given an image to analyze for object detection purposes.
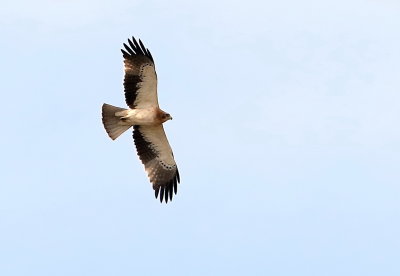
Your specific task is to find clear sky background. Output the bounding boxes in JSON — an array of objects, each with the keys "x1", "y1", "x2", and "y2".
[{"x1": 1, "y1": 0, "x2": 399, "y2": 275}]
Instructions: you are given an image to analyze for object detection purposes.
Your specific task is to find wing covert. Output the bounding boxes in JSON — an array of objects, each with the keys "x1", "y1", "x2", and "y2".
[{"x1": 121, "y1": 37, "x2": 158, "y2": 109}]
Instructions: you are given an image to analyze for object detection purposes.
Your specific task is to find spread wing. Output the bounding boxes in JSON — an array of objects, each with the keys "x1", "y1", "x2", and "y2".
[
  {"x1": 121, "y1": 37, "x2": 158, "y2": 109},
  {"x1": 133, "y1": 125, "x2": 180, "y2": 203}
]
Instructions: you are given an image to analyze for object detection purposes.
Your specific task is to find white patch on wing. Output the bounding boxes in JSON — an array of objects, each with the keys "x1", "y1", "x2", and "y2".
[
  {"x1": 135, "y1": 64, "x2": 158, "y2": 108},
  {"x1": 140, "y1": 125, "x2": 175, "y2": 166}
]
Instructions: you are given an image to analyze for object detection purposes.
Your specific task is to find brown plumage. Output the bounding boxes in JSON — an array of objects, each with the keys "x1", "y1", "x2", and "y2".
[{"x1": 101, "y1": 37, "x2": 180, "y2": 203}]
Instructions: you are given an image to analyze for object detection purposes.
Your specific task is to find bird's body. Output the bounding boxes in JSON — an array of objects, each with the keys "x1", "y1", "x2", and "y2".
[
  {"x1": 119, "y1": 106, "x2": 170, "y2": 126},
  {"x1": 101, "y1": 37, "x2": 180, "y2": 203}
]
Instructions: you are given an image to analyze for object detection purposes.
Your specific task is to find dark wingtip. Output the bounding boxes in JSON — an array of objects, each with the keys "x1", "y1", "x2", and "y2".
[
  {"x1": 121, "y1": 36, "x2": 154, "y2": 61},
  {"x1": 153, "y1": 170, "x2": 180, "y2": 203},
  {"x1": 132, "y1": 37, "x2": 144, "y2": 55},
  {"x1": 138, "y1": 39, "x2": 147, "y2": 54},
  {"x1": 131, "y1": 36, "x2": 137, "y2": 45},
  {"x1": 160, "y1": 186, "x2": 165, "y2": 203},
  {"x1": 176, "y1": 169, "x2": 180, "y2": 183},
  {"x1": 147, "y1": 49, "x2": 154, "y2": 62},
  {"x1": 128, "y1": 38, "x2": 136, "y2": 53},
  {"x1": 165, "y1": 189, "x2": 169, "y2": 203},
  {"x1": 154, "y1": 181, "x2": 176, "y2": 203},
  {"x1": 169, "y1": 183, "x2": 173, "y2": 201},
  {"x1": 173, "y1": 178, "x2": 178, "y2": 195},
  {"x1": 123, "y1": 43, "x2": 135, "y2": 55}
]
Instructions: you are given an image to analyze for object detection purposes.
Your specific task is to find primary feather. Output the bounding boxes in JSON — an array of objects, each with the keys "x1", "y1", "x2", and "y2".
[{"x1": 101, "y1": 37, "x2": 180, "y2": 203}]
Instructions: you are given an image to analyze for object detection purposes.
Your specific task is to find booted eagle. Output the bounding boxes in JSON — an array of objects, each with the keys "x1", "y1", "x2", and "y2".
[{"x1": 101, "y1": 37, "x2": 180, "y2": 203}]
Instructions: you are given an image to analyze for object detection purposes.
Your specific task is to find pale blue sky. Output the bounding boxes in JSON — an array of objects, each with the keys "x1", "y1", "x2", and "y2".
[{"x1": 1, "y1": 0, "x2": 399, "y2": 275}]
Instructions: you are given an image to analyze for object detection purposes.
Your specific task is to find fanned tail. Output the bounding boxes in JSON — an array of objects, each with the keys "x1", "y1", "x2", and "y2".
[{"x1": 102, "y1": 103, "x2": 131, "y2": 140}]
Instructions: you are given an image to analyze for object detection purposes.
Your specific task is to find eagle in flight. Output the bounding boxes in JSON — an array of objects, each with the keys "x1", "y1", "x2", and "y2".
[{"x1": 101, "y1": 37, "x2": 180, "y2": 203}]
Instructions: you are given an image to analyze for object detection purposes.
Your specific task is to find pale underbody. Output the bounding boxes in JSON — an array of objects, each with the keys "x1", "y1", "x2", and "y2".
[{"x1": 117, "y1": 107, "x2": 170, "y2": 126}]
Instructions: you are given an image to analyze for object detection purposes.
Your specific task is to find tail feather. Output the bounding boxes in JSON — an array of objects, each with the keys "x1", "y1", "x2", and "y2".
[{"x1": 102, "y1": 103, "x2": 131, "y2": 140}]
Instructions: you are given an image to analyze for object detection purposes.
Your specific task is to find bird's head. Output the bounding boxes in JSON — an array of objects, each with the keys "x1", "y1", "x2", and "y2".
[{"x1": 161, "y1": 112, "x2": 173, "y2": 122}]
